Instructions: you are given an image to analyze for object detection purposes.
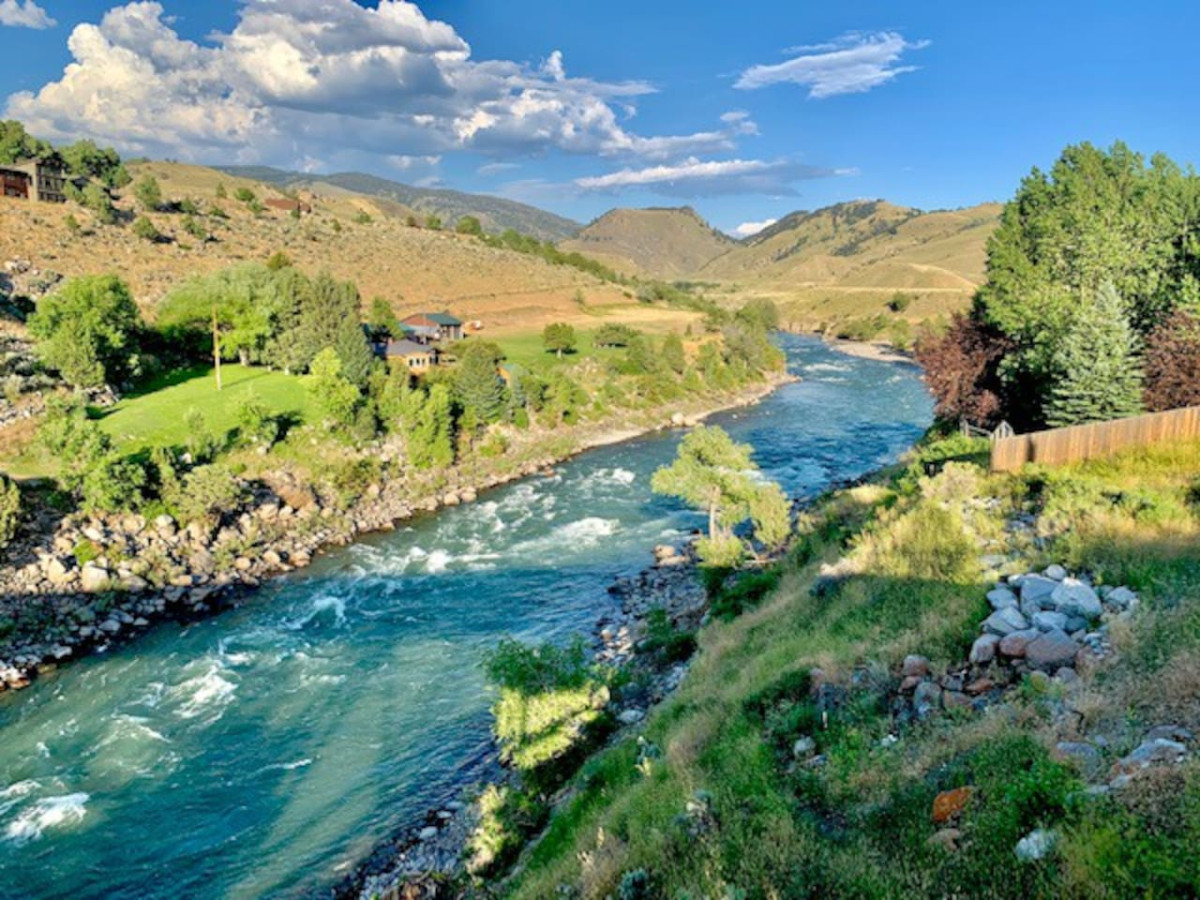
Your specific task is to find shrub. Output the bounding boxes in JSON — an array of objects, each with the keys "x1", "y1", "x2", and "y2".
[
  {"x1": 81, "y1": 455, "x2": 147, "y2": 514},
  {"x1": 0, "y1": 476, "x2": 20, "y2": 548},
  {"x1": 133, "y1": 174, "x2": 162, "y2": 211},
  {"x1": 641, "y1": 607, "x2": 696, "y2": 662},
  {"x1": 234, "y1": 187, "x2": 256, "y2": 203},
  {"x1": 132, "y1": 216, "x2": 161, "y2": 242},
  {"x1": 235, "y1": 391, "x2": 279, "y2": 447},
  {"x1": 175, "y1": 464, "x2": 244, "y2": 527}
]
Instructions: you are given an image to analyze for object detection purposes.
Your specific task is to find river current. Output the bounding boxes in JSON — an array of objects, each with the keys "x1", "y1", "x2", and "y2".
[{"x1": 0, "y1": 335, "x2": 931, "y2": 900}]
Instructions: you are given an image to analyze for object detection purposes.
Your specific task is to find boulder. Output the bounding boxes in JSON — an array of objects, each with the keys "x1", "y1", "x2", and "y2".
[
  {"x1": 1025, "y1": 629, "x2": 1081, "y2": 672},
  {"x1": 1044, "y1": 564, "x2": 1068, "y2": 581},
  {"x1": 902, "y1": 655, "x2": 930, "y2": 678},
  {"x1": 942, "y1": 690, "x2": 974, "y2": 712},
  {"x1": 45, "y1": 556, "x2": 72, "y2": 583},
  {"x1": 1105, "y1": 586, "x2": 1138, "y2": 611},
  {"x1": 982, "y1": 606, "x2": 1029, "y2": 636},
  {"x1": 1054, "y1": 741, "x2": 1104, "y2": 779},
  {"x1": 80, "y1": 564, "x2": 111, "y2": 592},
  {"x1": 999, "y1": 629, "x2": 1039, "y2": 658},
  {"x1": 1032, "y1": 610, "x2": 1069, "y2": 632},
  {"x1": 969, "y1": 634, "x2": 1000, "y2": 665},
  {"x1": 1020, "y1": 575, "x2": 1059, "y2": 608},
  {"x1": 1015, "y1": 829, "x2": 1058, "y2": 862},
  {"x1": 1051, "y1": 579, "x2": 1102, "y2": 620},
  {"x1": 792, "y1": 737, "x2": 816, "y2": 759},
  {"x1": 1116, "y1": 738, "x2": 1188, "y2": 773},
  {"x1": 986, "y1": 588, "x2": 1019, "y2": 610},
  {"x1": 913, "y1": 681, "x2": 941, "y2": 719}
]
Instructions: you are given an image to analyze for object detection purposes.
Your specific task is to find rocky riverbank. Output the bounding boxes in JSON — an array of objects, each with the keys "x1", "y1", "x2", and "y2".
[{"x1": 0, "y1": 373, "x2": 792, "y2": 694}]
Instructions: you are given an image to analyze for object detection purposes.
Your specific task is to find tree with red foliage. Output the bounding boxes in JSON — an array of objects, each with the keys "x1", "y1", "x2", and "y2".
[
  {"x1": 1144, "y1": 309, "x2": 1200, "y2": 411},
  {"x1": 916, "y1": 313, "x2": 1015, "y2": 427}
]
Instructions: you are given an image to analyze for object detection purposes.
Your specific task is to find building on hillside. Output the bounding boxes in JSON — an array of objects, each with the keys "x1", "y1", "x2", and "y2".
[
  {"x1": 0, "y1": 159, "x2": 67, "y2": 203},
  {"x1": 380, "y1": 338, "x2": 438, "y2": 374},
  {"x1": 265, "y1": 197, "x2": 313, "y2": 215},
  {"x1": 401, "y1": 312, "x2": 464, "y2": 344}
]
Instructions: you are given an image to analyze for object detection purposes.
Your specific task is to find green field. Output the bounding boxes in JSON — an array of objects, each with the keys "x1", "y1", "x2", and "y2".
[
  {"x1": 492, "y1": 328, "x2": 628, "y2": 369},
  {"x1": 96, "y1": 364, "x2": 314, "y2": 453}
]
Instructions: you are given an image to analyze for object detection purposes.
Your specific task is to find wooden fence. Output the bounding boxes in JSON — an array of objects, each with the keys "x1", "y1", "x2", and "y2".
[{"x1": 990, "y1": 406, "x2": 1200, "y2": 473}]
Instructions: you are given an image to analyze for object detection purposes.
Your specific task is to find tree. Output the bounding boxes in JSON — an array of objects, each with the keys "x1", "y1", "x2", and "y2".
[
  {"x1": 133, "y1": 174, "x2": 162, "y2": 212},
  {"x1": 454, "y1": 341, "x2": 507, "y2": 426},
  {"x1": 593, "y1": 324, "x2": 638, "y2": 348},
  {"x1": 408, "y1": 383, "x2": 455, "y2": 469},
  {"x1": 1144, "y1": 309, "x2": 1200, "y2": 411},
  {"x1": 81, "y1": 183, "x2": 115, "y2": 225},
  {"x1": 0, "y1": 120, "x2": 52, "y2": 164},
  {"x1": 425, "y1": 214, "x2": 443, "y2": 231},
  {"x1": 305, "y1": 347, "x2": 362, "y2": 429},
  {"x1": 366, "y1": 297, "x2": 395, "y2": 339},
  {"x1": 29, "y1": 275, "x2": 143, "y2": 387},
  {"x1": 651, "y1": 425, "x2": 789, "y2": 566},
  {"x1": 662, "y1": 332, "x2": 686, "y2": 375},
  {"x1": 456, "y1": 215, "x2": 483, "y2": 236},
  {"x1": 59, "y1": 139, "x2": 126, "y2": 187},
  {"x1": 542, "y1": 322, "x2": 577, "y2": 358},
  {"x1": 37, "y1": 396, "x2": 145, "y2": 512},
  {"x1": 915, "y1": 313, "x2": 1015, "y2": 427},
  {"x1": 1045, "y1": 282, "x2": 1145, "y2": 427}
]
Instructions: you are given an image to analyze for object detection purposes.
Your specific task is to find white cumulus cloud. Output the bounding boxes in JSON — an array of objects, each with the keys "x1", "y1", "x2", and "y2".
[
  {"x1": 735, "y1": 31, "x2": 929, "y2": 98},
  {"x1": 575, "y1": 157, "x2": 840, "y2": 198},
  {"x1": 0, "y1": 0, "x2": 55, "y2": 29},
  {"x1": 732, "y1": 218, "x2": 777, "y2": 238},
  {"x1": 5, "y1": 0, "x2": 756, "y2": 171}
]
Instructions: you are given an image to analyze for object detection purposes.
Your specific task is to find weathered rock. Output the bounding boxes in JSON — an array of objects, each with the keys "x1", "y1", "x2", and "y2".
[
  {"x1": 1054, "y1": 741, "x2": 1104, "y2": 779},
  {"x1": 913, "y1": 681, "x2": 941, "y2": 719},
  {"x1": 969, "y1": 633, "x2": 1000, "y2": 665},
  {"x1": 792, "y1": 736, "x2": 816, "y2": 759},
  {"x1": 1116, "y1": 738, "x2": 1188, "y2": 773},
  {"x1": 932, "y1": 786, "x2": 974, "y2": 824},
  {"x1": 942, "y1": 690, "x2": 973, "y2": 712},
  {"x1": 1051, "y1": 579, "x2": 1102, "y2": 620},
  {"x1": 902, "y1": 655, "x2": 930, "y2": 678},
  {"x1": 999, "y1": 628, "x2": 1039, "y2": 658},
  {"x1": 80, "y1": 564, "x2": 111, "y2": 592},
  {"x1": 1044, "y1": 564, "x2": 1068, "y2": 581},
  {"x1": 1105, "y1": 586, "x2": 1138, "y2": 611},
  {"x1": 617, "y1": 708, "x2": 645, "y2": 725},
  {"x1": 1025, "y1": 629, "x2": 1080, "y2": 672},
  {"x1": 987, "y1": 588, "x2": 1019, "y2": 610},
  {"x1": 983, "y1": 606, "x2": 1030, "y2": 636},
  {"x1": 1020, "y1": 575, "x2": 1059, "y2": 608},
  {"x1": 1032, "y1": 610, "x2": 1069, "y2": 632},
  {"x1": 1015, "y1": 828, "x2": 1058, "y2": 862}
]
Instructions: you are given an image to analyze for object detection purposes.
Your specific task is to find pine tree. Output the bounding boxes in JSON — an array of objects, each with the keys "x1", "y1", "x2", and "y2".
[
  {"x1": 454, "y1": 342, "x2": 506, "y2": 424},
  {"x1": 1045, "y1": 282, "x2": 1145, "y2": 427}
]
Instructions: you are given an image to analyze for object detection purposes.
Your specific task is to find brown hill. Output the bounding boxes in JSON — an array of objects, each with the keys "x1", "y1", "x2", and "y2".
[
  {"x1": 702, "y1": 199, "x2": 1002, "y2": 328},
  {"x1": 559, "y1": 207, "x2": 735, "y2": 279},
  {"x1": 0, "y1": 162, "x2": 633, "y2": 334}
]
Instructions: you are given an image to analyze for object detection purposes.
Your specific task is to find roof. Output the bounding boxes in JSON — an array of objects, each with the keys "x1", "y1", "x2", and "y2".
[{"x1": 386, "y1": 339, "x2": 435, "y2": 357}]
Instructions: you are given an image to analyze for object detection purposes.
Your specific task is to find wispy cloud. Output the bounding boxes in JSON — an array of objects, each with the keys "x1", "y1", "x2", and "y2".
[
  {"x1": 731, "y1": 218, "x2": 777, "y2": 238},
  {"x1": 736, "y1": 31, "x2": 929, "y2": 98},
  {"x1": 575, "y1": 157, "x2": 845, "y2": 198},
  {"x1": 0, "y1": 0, "x2": 55, "y2": 29}
]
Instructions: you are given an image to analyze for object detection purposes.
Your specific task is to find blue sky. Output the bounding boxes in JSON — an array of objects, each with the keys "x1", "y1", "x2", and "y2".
[{"x1": 1, "y1": 1, "x2": 1198, "y2": 235}]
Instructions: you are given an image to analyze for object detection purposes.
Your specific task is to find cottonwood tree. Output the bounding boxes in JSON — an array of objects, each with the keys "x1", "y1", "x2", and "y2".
[
  {"x1": 1045, "y1": 282, "x2": 1144, "y2": 427},
  {"x1": 542, "y1": 322, "x2": 577, "y2": 358},
  {"x1": 28, "y1": 275, "x2": 143, "y2": 388},
  {"x1": 651, "y1": 425, "x2": 790, "y2": 567},
  {"x1": 305, "y1": 347, "x2": 362, "y2": 430}
]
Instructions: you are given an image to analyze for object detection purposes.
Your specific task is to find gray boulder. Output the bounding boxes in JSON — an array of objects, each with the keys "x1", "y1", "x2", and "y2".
[
  {"x1": 969, "y1": 634, "x2": 1001, "y2": 665},
  {"x1": 1105, "y1": 586, "x2": 1138, "y2": 611},
  {"x1": 1044, "y1": 564, "x2": 1068, "y2": 581},
  {"x1": 80, "y1": 564, "x2": 111, "y2": 592},
  {"x1": 1025, "y1": 629, "x2": 1081, "y2": 672},
  {"x1": 987, "y1": 588, "x2": 1019, "y2": 610},
  {"x1": 983, "y1": 606, "x2": 1030, "y2": 636},
  {"x1": 999, "y1": 629, "x2": 1039, "y2": 658},
  {"x1": 1032, "y1": 610, "x2": 1069, "y2": 632},
  {"x1": 1015, "y1": 828, "x2": 1058, "y2": 862},
  {"x1": 1052, "y1": 579, "x2": 1102, "y2": 620},
  {"x1": 1020, "y1": 575, "x2": 1059, "y2": 608}
]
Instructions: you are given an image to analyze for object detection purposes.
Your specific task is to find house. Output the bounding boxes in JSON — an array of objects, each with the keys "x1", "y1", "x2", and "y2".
[
  {"x1": 382, "y1": 338, "x2": 437, "y2": 374},
  {"x1": 401, "y1": 312, "x2": 464, "y2": 344},
  {"x1": 0, "y1": 159, "x2": 67, "y2": 203},
  {"x1": 265, "y1": 197, "x2": 313, "y2": 215}
]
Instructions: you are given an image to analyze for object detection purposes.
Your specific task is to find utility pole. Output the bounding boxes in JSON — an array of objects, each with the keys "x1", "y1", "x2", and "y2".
[{"x1": 213, "y1": 302, "x2": 222, "y2": 391}]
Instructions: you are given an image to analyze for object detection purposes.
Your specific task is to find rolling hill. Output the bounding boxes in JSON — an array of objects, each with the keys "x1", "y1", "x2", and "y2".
[
  {"x1": 557, "y1": 207, "x2": 736, "y2": 279},
  {"x1": 218, "y1": 166, "x2": 581, "y2": 243}
]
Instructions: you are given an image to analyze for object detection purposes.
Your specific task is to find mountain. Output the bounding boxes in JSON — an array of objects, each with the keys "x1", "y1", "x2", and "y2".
[
  {"x1": 217, "y1": 166, "x2": 581, "y2": 243},
  {"x1": 557, "y1": 207, "x2": 737, "y2": 279},
  {"x1": 703, "y1": 199, "x2": 1001, "y2": 290}
]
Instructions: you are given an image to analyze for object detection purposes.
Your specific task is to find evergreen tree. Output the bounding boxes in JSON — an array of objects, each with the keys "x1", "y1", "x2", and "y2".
[
  {"x1": 1045, "y1": 282, "x2": 1145, "y2": 427},
  {"x1": 454, "y1": 341, "x2": 506, "y2": 425}
]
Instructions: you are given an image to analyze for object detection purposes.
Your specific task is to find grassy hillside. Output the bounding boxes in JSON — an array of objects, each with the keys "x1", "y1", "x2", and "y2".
[
  {"x1": 500, "y1": 436, "x2": 1200, "y2": 899},
  {"x1": 706, "y1": 200, "x2": 1002, "y2": 335},
  {"x1": 558, "y1": 207, "x2": 736, "y2": 279},
  {"x1": 218, "y1": 166, "x2": 581, "y2": 242},
  {"x1": 0, "y1": 161, "x2": 631, "y2": 330}
]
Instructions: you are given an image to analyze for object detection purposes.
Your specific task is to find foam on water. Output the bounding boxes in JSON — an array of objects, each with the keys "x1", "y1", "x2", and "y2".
[
  {"x1": 0, "y1": 781, "x2": 39, "y2": 818},
  {"x1": 169, "y1": 665, "x2": 238, "y2": 724},
  {"x1": 287, "y1": 594, "x2": 349, "y2": 630},
  {"x1": 424, "y1": 549, "x2": 452, "y2": 574},
  {"x1": 4, "y1": 793, "x2": 89, "y2": 845}
]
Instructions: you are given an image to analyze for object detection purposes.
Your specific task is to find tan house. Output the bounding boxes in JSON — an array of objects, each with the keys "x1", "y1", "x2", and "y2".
[
  {"x1": 0, "y1": 159, "x2": 67, "y2": 203},
  {"x1": 383, "y1": 338, "x2": 437, "y2": 374}
]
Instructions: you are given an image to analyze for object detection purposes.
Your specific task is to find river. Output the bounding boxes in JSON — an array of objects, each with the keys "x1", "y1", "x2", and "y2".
[{"x1": 0, "y1": 335, "x2": 932, "y2": 900}]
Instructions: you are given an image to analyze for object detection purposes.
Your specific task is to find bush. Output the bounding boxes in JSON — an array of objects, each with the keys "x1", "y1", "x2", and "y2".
[
  {"x1": 0, "y1": 476, "x2": 20, "y2": 548},
  {"x1": 29, "y1": 275, "x2": 145, "y2": 388},
  {"x1": 175, "y1": 464, "x2": 244, "y2": 528},
  {"x1": 81, "y1": 455, "x2": 147, "y2": 514},
  {"x1": 235, "y1": 391, "x2": 279, "y2": 447},
  {"x1": 133, "y1": 174, "x2": 162, "y2": 211},
  {"x1": 132, "y1": 216, "x2": 160, "y2": 242},
  {"x1": 234, "y1": 187, "x2": 255, "y2": 203},
  {"x1": 641, "y1": 607, "x2": 696, "y2": 662}
]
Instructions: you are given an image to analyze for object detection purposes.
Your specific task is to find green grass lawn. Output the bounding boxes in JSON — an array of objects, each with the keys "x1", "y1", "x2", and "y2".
[
  {"x1": 96, "y1": 364, "x2": 314, "y2": 453},
  {"x1": 493, "y1": 329, "x2": 626, "y2": 370}
]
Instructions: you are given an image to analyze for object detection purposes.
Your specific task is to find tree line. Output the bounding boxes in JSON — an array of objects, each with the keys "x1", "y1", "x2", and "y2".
[{"x1": 918, "y1": 141, "x2": 1200, "y2": 431}]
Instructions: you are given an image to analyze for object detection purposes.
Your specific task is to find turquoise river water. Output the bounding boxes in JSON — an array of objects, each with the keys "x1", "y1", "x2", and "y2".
[{"x1": 0, "y1": 335, "x2": 931, "y2": 900}]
